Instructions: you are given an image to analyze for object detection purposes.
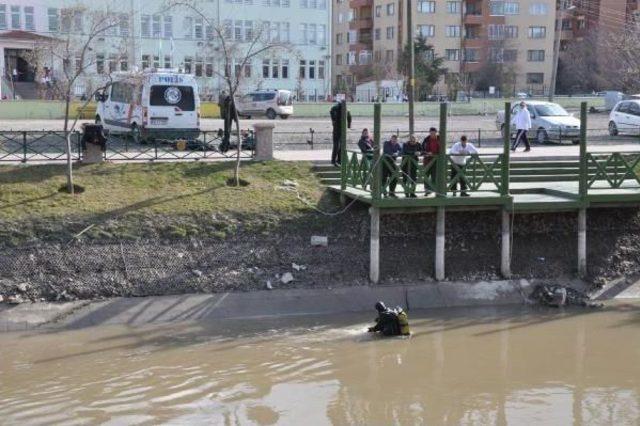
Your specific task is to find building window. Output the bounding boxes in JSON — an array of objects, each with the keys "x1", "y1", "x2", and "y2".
[
  {"x1": 463, "y1": 48, "x2": 478, "y2": 62},
  {"x1": 374, "y1": 28, "x2": 380, "y2": 40},
  {"x1": 375, "y1": 5, "x2": 381, "y2": 16},
  {"x1": 336, "y1": 33, "x2": 343, "y2": 44},
  {"x1": 504, "y1": 25, "x2": 518, "y2": 38},
  {"x1": 154, "y1": 55, "x2": 161, "y2": 69},
  {"x1": 11, "y1": 5, "x2": 20, "y2": 29},
  {"x1": 504, "y1": 2, "x2": 520, "y2": 14},
  {"x1": 195, "y1": 18, "x2": 204, "y2": 39},
  {"x1": 347, "y1": 30, "x2": 357, "y2": 44},
  {"x1": 385, "y1": 49, "x2": 394, "y2": 63},
  {"x1": 309, "y1": 23, "x2": 317, "y2": 44},
  {"x1": 152, "y1": 15, "x2": 161, "y2": 38},
  {"x1": 529, "y1": 3, "x2": 548, "y2": 15},
  {"x1": 386, "y1": 26, "x2": 394, "y2": 39},
  {"x1": 272, "y1": 59, "x2": 279, "y2": 78},
  {"x1": 445, "y1": 49, "x2": 459, "y2": 61},
  {"x1": 318, "y1": 24, "x2": 326, "y2": 45},
  {"x1": 418, "y1": 1, "x2": 435, "y2": 13},
  {"x1": 417, "y1": 25, "x2": 435, "y2": 37},
  {"x1": 309, "y1": 60, "x2": 316, "y2": 78},
  {"x1": 120, "y1": 56, "x2": 128, "y2": 71},
  {"x1": 527, "y1": 49, "x2": 545, "y2": 61},
  {"x1": 73, "y1": 10, "x2": 82, "y2": 32},
  {"x1": 447, "y1": 1, "x2": 460, "y2": 13},
  {"x1": 165, "y1": 55, "x2": 172, "y2": 69},
  {"x1": 336, "y1": 54, "x2": 342, "y2": 65},
  {"x1": 445, "y1": 25, "x2": 460, "y2": 37},
  {"x1": 282, "y1": 59, "x2": 289, "y2": 78},
  {"x1": 120, "y1": 15, "x2": 130, "y2": 37},
  {"x1": 528, "y1": 26, "x2": 546, "y2": 38},
  {"x1": 108, "y1": 54, "x2": 118, "y2": 73},
  {"x1": 386, "y1": 3, "x2": 395, "y2": 15},
  {"x1": 527, "y1": 73, "x2": 544, "y2": 84},
  {"x1": 141, "y1": 15, "x2": 150, "y2": 37},
  {"x1": 487, "y1": 24, "x2": 504, "y2": 40},
  {"x1": 490, "y1": 1, "x2": 504, "y2": 15},
  {"x1": 489, "y1": 48, "x2": 503, "y2": 63},
  {"x1": 24, "y1": 6, "x2": 34, "y2": 31},
  {"x1": 184, "y1": 17, "x2": 193, "y2": 39},
  {"x1": 347, "y1": 52, "x2": 356, "y2": 64},
  {"x1": 359, "y1": 51, "x2": 372, "y2": 65},
  {"x1": 245, "y1": 20, "x2": 253, "y2": 41},
  {"x1": 96, "y1": 54, "x2": 105, "y2": 74},
  {"x1": 141, "y1": 54, "x2": 150, "y2": 70},
  {"x1": 234, "y1": 21, "x2": 242, "y2": 40},
  {"x1": 503, "y1": 49, "x2": 517, "y2": 62},
  {"x1": 184, "y1": 57, "x2": 193, "y2": 74},
  {"x1": 374, "y1": 50, "x2": 382, "y2": 62},
  {"x1": 161, "y1": 16, "x2": 171, "y2": 38},
  {"x1": 299, "y1": 60, "x2": 306, "y2": 78},
  {"x1": 47, "y1": 8, "x2": 58, "y2": 32}
]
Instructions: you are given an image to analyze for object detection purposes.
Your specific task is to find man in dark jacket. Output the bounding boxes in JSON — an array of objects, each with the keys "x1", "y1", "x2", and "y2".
[
  {"x1": 382, "y1": 134, "x2": 401, "y2": 197},
  {"x1": 330, "y1": 101, "x2": 352, "y2": 166},
  {"x1": 368, "y1": 301, "x2": 410, "y2": 336},
  {"x1": 401, "y1": 134, "x2": 422, "y2": 198},
  {"x1": 220, "y1": 92, "x2": 238, "y2": 153},
  {"x1": 422, "y1": 127, "x2": 440, "y2": 194}
]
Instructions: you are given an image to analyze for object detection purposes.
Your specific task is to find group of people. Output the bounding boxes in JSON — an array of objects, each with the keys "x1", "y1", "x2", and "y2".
[{"x1": 358, "y1": 127, "x2": 478, "y2": 198}]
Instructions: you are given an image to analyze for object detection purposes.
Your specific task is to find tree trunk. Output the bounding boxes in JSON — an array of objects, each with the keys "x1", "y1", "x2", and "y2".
[{"x1": 63, "y1": 94, "x2": 74, "y2": 195}]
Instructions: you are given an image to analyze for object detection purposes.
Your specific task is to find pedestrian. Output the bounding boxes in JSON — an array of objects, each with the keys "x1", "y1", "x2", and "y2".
[
  {"x1": 449, "y1": 135, "x2": 478, "y2": 197},
  {"x1": 12, "y1": 68, "x2": 18, "y2": 82},
  {"x1": 401, "y1": 134, "x2": 422, "y2": 198},
  {"x1": 422, "y1": 127, "x2": 440, "y2": 194},
  {"x1": 219, "y1": 92, "x2": 238, "y2": 153},
  {"x1": 512, "y1": 101, "x2": 532, "y2": 152},
  {"x1": 382, "y1": 134, "x2": 401, "y2": 197},
  {"x1": 358, "y1": 128, "x2": 374, "y2": 154},
  {"x1": 330, "y1": 101, "x2": 352, "y2": 166}
]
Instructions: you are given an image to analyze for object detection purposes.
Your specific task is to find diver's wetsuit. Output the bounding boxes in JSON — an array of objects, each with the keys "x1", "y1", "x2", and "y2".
[{"x1": 370, "y1": 309, "x2": 402, "y2": 336}]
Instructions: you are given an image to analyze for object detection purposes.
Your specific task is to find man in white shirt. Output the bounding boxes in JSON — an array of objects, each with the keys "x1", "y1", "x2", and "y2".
[
  {"x1": 512, "y1": 101, "x2": 532, "y2": 152},
  {"x1": 449, "y1": 135, "x2": 478, "y2": 196}
]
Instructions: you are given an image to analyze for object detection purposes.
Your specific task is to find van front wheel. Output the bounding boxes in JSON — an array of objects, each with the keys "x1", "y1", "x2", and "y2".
[{"x1": 266, "y1": 108, "x2": 277, "y2": 120}]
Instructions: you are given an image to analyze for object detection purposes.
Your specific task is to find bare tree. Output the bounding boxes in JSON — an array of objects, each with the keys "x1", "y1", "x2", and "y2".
[
  {"x1": 598, "y1": 29, "x2": 640, "y2": 93},
  {"x1": 169, "y1": 1, "x2": 293, "y2": 186},
  {"x1": 31, "y1": 6, "x2": 123, "y2": 194}
]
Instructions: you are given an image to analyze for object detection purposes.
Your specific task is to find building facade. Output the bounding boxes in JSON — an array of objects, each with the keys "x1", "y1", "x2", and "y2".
[
  {"x1": 333, "y1": 0, "x2": 556, "y2": 98},
  {"x1": 0, "y1": 0, "x2": 331, "y2": 100}
]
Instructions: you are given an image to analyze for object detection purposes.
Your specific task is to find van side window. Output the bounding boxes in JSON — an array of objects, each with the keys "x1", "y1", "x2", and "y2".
[{"x1": 111, "y1": 83, "x2": 134, "y2": 103}]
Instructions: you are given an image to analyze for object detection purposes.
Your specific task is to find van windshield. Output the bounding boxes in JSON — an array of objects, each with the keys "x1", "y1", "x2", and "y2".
[
  {"x1": 149, "y1": 85, "x2": 195, "y2": 111},
  {"x1": 278, "y1": 92, "x2": 292, "y2": 106}
]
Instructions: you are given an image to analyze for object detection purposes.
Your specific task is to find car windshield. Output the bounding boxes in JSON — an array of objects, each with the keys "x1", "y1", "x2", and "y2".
[{"x1": 533, "y1": 104, "x2": 569, "y2": 117}]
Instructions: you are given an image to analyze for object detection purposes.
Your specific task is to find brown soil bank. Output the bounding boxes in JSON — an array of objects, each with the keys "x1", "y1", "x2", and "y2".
[{"x1": 1, "y1": 207, "x2": 638, "y2": 302}]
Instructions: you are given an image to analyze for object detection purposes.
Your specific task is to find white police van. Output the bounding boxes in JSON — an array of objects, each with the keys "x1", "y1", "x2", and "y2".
[{"x1": 95, "y1": 70, "x2": 201, "y2": 142}]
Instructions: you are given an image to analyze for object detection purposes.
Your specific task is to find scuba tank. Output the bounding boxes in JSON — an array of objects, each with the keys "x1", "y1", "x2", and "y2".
[{"x1": 395, "y1": 307, "x2": 411, "y2": 336}]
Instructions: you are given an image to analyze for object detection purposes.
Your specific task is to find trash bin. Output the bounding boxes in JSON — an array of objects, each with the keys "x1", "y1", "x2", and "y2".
[{"x1": 81, "y1": 123, "x2": 107, "y2": 163}]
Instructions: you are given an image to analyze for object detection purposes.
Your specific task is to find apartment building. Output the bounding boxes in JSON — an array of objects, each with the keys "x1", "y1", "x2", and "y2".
[
  {"x1": 0, "y1": 0, "x2": 330, "y2": 100},
  {"x1": 333, "y1": 0, "x2": 556, "y2": 97}
]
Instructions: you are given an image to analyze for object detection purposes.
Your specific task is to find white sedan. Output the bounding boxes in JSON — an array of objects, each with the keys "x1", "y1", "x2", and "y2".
[
  {"x1": 496, "y1": 100, "x2": 581, "y2": 144},
  {"x1": 609, "y1": 100, "x2": 640, "y2": 136}
]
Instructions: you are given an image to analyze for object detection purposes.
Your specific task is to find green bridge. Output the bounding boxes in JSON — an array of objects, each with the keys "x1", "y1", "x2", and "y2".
[{"x1": 322, "y1": 102, "x2": 640, "y2": 283}]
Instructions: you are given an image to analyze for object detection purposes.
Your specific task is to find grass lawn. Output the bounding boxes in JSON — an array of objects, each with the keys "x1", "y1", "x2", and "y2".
[{"x1": 0, "y1": 161, "x2": 334, "y2": 244}]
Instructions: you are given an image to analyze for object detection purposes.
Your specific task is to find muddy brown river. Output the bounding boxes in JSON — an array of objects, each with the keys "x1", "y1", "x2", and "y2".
[{"x1": 1, "y1": 303, "x2": 639, "y2": 425}]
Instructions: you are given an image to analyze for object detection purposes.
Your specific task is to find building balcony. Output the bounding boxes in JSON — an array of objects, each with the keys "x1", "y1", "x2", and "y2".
[
  {"x1": 348, "y1": 42, "x2": 372, "y2": 52},
  {"x1": 349, "y1": 18, "x2": 373, "y2": 31},
  {"x1": 349, "y1": 0, "x2": 373, "y2": 8}
]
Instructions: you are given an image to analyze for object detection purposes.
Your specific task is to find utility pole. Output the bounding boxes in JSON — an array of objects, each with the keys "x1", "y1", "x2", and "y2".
[
  {"x1": 549, "y1": 4, "x2": 576, "y2": 101},
  {"x1": 407, "y1": 0, "x2": 415, "y2": 134}
]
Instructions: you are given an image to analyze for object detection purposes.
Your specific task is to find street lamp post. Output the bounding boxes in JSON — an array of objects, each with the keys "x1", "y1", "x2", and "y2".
[
  {"x1": 407, "y1": 0, "x2": 415, "y2": 134},
  {"x1": 549, "y1": 4, "x2": 576, "y2": 102}
]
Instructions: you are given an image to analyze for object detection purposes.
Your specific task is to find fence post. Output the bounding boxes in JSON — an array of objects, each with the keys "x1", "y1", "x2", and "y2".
[
  {"x1": 154, "y1": 137, "x2": 158, "y2": 160},
  {"x1": 372, "y1": 103, "x2": 382, "y2": 201},
  {"x1": 22, "y1": 131, "x2": 27, "y2": 163},
  {"x1": 579, "y1": 102, "x2": 588, "y2": 201},
  {"x1": 502, "y1": 102, "x2": 511, "y2": 196},
  {"x1": 437, "y1": 102, "x2": 447, "y2": 198},
  {"x1": 340, "y1": 100, "x2": 348, "y2": 193},
  {"x1": 477, "y1": 128, "x2": 481, "y2": 147}
]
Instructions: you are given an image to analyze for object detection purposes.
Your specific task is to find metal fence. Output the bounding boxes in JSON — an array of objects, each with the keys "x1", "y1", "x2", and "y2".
[{"x1": 0, "y1": 130, "x2": 255, "y2": 163}]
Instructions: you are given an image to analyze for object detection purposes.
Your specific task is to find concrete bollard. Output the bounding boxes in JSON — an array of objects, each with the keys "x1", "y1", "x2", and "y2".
[{"x1": 253, "y1": 122, "x2": 275, "y2": 161}]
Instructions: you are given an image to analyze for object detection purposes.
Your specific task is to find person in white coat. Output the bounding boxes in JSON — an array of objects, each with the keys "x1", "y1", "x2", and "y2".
[
  {"x1": 512, "y1": 101, "x2": 532, "y2": 152},
  {"x1": 449, "y1": 135, "x2": 478, "y2": 196}
]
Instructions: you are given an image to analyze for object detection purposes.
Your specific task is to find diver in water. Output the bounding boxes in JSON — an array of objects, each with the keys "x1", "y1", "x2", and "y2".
[
  {"x1": 368, "y1": 301, "x2": 411, "y2": 336},
  {"x1": 530, "y1": 284, "x2": 601, "y2": 308}
]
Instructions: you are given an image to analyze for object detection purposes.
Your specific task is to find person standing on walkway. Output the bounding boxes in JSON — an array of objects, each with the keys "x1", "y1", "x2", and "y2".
[
  {"x1": 512, "y1": 101, "x2": 532, "y2": 152},
  {"x1": 422, "y1": 127, "x2": 440, "y2": 194},
  {"x1": 449, "y1": 135, "x2": 478, "y2": 197},
  {"x1": 382, "y1": 134, "x2": 401, "y2": 197},
  {"x1": 401, "y1": 134, "x2": 422, "y2": 198},
  {"x1": 219, "y1": 92, "x2": 238, "y2": 153},
  {"x1": 330, "y1": 101, "x2": 352, "y2": 166}
]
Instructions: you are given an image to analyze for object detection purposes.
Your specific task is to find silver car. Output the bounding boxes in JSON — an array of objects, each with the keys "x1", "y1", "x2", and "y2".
[
  {"x1": 608, "y1": 100, "x2": 640, "y2": 136},
  {"x1": 496, "y1": 101, "x2": 581, "y2": 144}
]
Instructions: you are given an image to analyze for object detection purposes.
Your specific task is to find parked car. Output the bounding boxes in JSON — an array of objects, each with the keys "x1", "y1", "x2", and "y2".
[
  {"x1": 496, "y1": 100, "x2": 581, "y2": 144},
  {"x1": 608, "y1": 100, "x2": 640, "y2": 136},
  {"x1": 236, "y1": 89, "x2": 293, "y2": 119}
]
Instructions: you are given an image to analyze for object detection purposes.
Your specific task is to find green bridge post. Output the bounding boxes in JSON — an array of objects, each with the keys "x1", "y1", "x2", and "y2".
[
  {"x1": 340, "y1": 100, "x2": 348, "y2": 205},
  {"x1": 578, "y1": 101, "x2": 588, "y2": 278},
  {"x1": 501, "y1": 102, "x2": 512, "y2": 278},
  {"x1": 372, "y1": 103, "x2": 382, "y2": 201}
]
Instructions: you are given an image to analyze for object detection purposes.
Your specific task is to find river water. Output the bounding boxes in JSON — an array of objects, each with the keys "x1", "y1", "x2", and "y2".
[{"x1": 1, "y1": 303, "x2": 639, "y2": 425}]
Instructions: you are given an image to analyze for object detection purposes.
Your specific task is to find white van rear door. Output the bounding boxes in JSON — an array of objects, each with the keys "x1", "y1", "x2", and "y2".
[{"x1": 148, "y1": 85, "x2": 198, "y2": 129}]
